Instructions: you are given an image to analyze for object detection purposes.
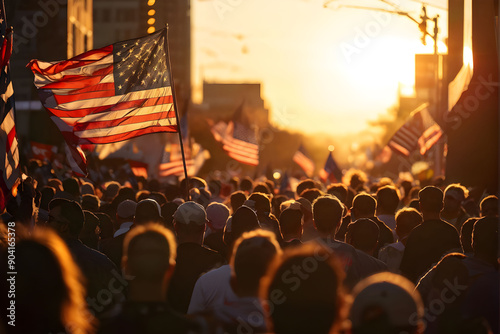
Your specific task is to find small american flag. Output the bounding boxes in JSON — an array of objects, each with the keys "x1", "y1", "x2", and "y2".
[
  {"x1": 293, "y1": 144, "x2": 315, "y2": 177},
  {"x1": 319, "y1": 152, "x2": 342, "y2": 183},
  {"x1": 211, "y1": 104, "x2": 259, "y2": 166},
  {"x1": 0, "y1": 2, "x2": 20, "y2": 207},
  {"x1": 28, "y1": 29, "x2": 177, "y2": 175}
]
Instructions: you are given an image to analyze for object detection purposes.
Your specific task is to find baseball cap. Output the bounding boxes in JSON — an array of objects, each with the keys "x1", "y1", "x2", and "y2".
[
  {"x1": 173, "y1": 201, "x2": 207, "y2": 226},
  {"x1": 206, "y1": 202, "x2": 230, "y2": 230},
  {"x1": 117, "y1": 199, "x2": 137, "y2": 219},
  {"x1": 350, "y1": 273, "x2": 424, "y2": 332}
]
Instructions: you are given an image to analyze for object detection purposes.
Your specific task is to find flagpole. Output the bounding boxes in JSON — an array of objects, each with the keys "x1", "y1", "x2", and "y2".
[{"x1": 164, "y1": 25, "x2": 190, "y2": 200}]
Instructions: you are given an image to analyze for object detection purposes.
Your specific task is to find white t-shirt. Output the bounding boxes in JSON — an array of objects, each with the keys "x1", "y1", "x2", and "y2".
[{"x1": 188, "y1": 264, "x2": 237, "y2": 314}]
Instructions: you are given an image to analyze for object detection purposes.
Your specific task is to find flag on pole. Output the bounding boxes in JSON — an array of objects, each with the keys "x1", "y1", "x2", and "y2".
[
  {"x1": 210, "y1": 103, "x2": 259, "y2": 166},
  {"x1": 387, "y1": 104, "x2": 443, "y2": 157},
  {"x1": 319, "y1": 151, "x2": 342, "y2": 183},
  {"x1": 0, "y1": 3, "x2": 20, "y2": 207},
  {"x1": 28, "y1": 29, "x2": 177, "y2": 175},
  {"x1": 159, "y1": 142, "x2": 208, "y2": 178},
  {"x1": 293, "y1": 144, "x2": 315, "y2": 177}
]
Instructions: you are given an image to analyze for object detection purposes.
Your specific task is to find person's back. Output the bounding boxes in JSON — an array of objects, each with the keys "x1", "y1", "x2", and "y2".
[
  {"x1": 312, "y1": 195, "x2": 362, "y2": 289},
  {"x1": 378, "y1": 208, "x2": 422, "y2": 272},
  {"x1": 262, "y1": 243, "x2": 346, "y2": 334},
  {"x1": 48, "y1": 198, "x2": 123, "y2": 319},
  {"x1": 213, "y1": 230, "x2": 281, "y2": 333},
  {"x1": 351, "y1": 193, "x2": 394, "y2": 255},
  {"x1": 187, "y1": 206, "x2": 261, "y2": 315},
  {"x1": 400, "y1": 186, "x2": 462, "y2": 283},
  {"x1": 99, "y1": 224, "x2": 203, "y2": 334},
  {"x1": 1, "y1": 228, "x2": 95, "y2": 334},
  {"x1": 167, "y1": 201, "x2": 224, "y2": 314}
]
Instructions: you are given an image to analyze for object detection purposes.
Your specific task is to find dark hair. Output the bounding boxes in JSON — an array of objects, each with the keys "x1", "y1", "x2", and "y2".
[
  {"x1": 240, "y1": 177, "x2": 253, "y2": 193},
  {"x1": 418, "y1": 186, "x2": 443, "y2": 213},
  {"x1": 232, "y1": 230, "x2": 280, "y2": 293},
  {"x1": 300, "y1": 188, "x2": 323, "y2": 205},
  {"x1": 480, "y1": 195, "x2": 498, "y2": 217},
  {"x1": 48, "y1": 198, "x2": 85, "y2": 237},
  {"x1": 326, "y1": 183, "x2": 348, "y2": 204},
  {"x1": 263, "y1": 243, "x2": 344, "y2": 334},
  {"x1": 80, "y1": 211, "x2": 100, "y2": 250},
  {"x1": 346, "y1": 218, "x2": 379, "y2": 253},
  {"x1": 296, "y1": 179, "x2": 316, "y2": 199},
  {"x1": 62, "y1": 177, "x2": 80, "y2": 197},
  {"x1": 230, "y1": 191, "x2": 247, "y2": 212},
  {"x1": 81, "y1": 194, "x2": 99, "y2": 212},
  {"x1": 312, "y1": 196, "x2": 344, "y2": 234},
  {"x1": 376, "y1": 186, "x2": 400, "y2": 214},
  {"x1": 395, "y1": 208, "x2": 422, "y2": 239},
  {"x1": 248, "y1": 192, "x2": 271, "y2": 214},
  {"x1": 231, "y1": 206, "x2": 260, "y2": 239},
  {"x1": 253, "y1": 182, "x2": 271, "y2": 195},
  {"x1": 40, "y1": 186, "x2": 56, "y2": 211},
  {"x1": 279, "y1": 208, "x2": 303, "y2": 237},
  {"x1": 352, "y1": 193, "x2": 376, "y2": 216}
]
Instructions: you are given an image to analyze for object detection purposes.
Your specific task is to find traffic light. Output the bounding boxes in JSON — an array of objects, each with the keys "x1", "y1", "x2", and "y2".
[
  {"x1": 147, "y1": 0, "x2": 156, "y2": 33},
  {"x1": 419, "y1": 6, "x2": 428, "y2": 45}
]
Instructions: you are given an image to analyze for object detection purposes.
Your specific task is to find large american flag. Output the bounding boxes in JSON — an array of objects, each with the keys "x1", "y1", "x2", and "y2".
[
  {"x1": 28, "y1": 29, "x2": 177, "y2": 175},
  {"x1": 0, "y1": 2, "x2": 20, "y2": 207}
]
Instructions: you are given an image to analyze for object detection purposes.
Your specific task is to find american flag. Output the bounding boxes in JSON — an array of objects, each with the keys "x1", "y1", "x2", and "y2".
[
  {"x1": 28, "y1": 29, "x2": 177, "y2": 175},
  {"x1": 319, "y1": 152, "x2": 342, "y2": 183},
  {"x1": 210, "y1": 104, "x2": 259, "y2": 166},
  {"x1": 0, "y1": 2, "x2": 20, "y2": 207},
  {"x1": 293, "y1": 144, "x2": 315, "y2": 177},
  {"x1": 388, "y1": 104, "x2": 443, "y2": 157},
  {"x1": 159, "y1": 142, "x2": 208, "y2": 178}
]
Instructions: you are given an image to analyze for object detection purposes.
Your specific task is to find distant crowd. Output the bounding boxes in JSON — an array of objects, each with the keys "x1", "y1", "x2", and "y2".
[{"x1": 0, "y1": 163, "x2": 498, "y2": 334}]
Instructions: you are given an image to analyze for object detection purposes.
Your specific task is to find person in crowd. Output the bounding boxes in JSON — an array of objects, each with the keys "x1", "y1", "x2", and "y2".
[
  {"x1": 417, "y1": 216, "x2": 499, "y2": 334},
  {"x1": 460, "y1": 217, "x2": 478, "y2": 256},
  {"x1": 161, "y1": 201, "x2": 178, "y2": 231},
  {"x1": 299, "y1": 188, "x2": 323, "y2": 205},
  {"x1": 62, "y1": 177, "x2": 81, "y2": 202},
  {"x1": 80, "y1": 210, "x2": 101, "y2": 250},
  {"x1": 99, "y1": 224, "x2": 204, "y2": 334},
  {"x1": 479, "y1": 195, "x2": 498, "y2": 217},
  {"x1": 378, "y1": 208, "x2": 422, "y2": 272},
  {"x1": 229, "y1": 190, "x2": 247, "y2": 213},
  {"x1": 345, "y1": 218, "x2": 379, "y2": 257},
  {"x1": 113, "y1": 200, "x2": 137, "y2": 237},
  {"x1": 187, "y1": 205, "x2": 260, "y2": 314},
  {"x1": 248, "y1": 192, "x2": 282, "y2": 242},
  {"x1": 345, "y1": 218, "x2": 388, "y2": 274},
  {"x1": 239, "y1": 177, "x2": 253, "y2": 194},
  {"x1": 203, "y1": 202, "x2": 230, "y2": 260},
  {"x1": 253, "y1": 182, "x2": 272, "y2": 195},
  {"x1": 278, "y1": 203, "x2": 303, "y2": 248},
  {"x1": 47, "y1": 198, "x2": 122, "y2": 320},
  {"x1": 167, "y1": 201, "x2": 224, "y2": 314},
  {"x1": 295, "y1": 179, "x2": 317, "y2": 199},
  {"x1": 213, "y1": 230, "x2": 281, "y2": 333},
  {"x1": 81, "y1": 194, "x2": 100, "y2": 212},
  {"x1": 441, "y1": 183, "x2": 471, "y2": 231},
  {"x1": 349, "y1": 272, "x2": 424, "y2": 334},
  {"x1": 262, "y1": 243, "x2": 346, "y2": 334},
  {"x1": 1, "y1": 228, "x2": 96, "y2": 334},
  {"x1": 326, "y1": 183, "x2": 348, "y2": 205},
  {"x1": 101, "y1": 198, "x2": 161, "y2": 268},
  {"x1": 400, "y1": 186, "x2": 462, "y2": 283},
  {"x1": 376, "y1": 185, "x2": 400, "y2": 231},
  {"x1": 350, "y1": 193, "x2": 394, "y2": 255}
]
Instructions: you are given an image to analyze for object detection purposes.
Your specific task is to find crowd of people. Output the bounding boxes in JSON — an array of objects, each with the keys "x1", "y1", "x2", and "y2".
[{"x1": 0, "y1": 165, "x2": 498, "y2": 334}]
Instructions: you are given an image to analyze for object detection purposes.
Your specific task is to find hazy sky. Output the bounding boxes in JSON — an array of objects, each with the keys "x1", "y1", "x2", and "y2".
[{"x1": 192, "y1": 0, "x2": 448, "y2": 135}]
